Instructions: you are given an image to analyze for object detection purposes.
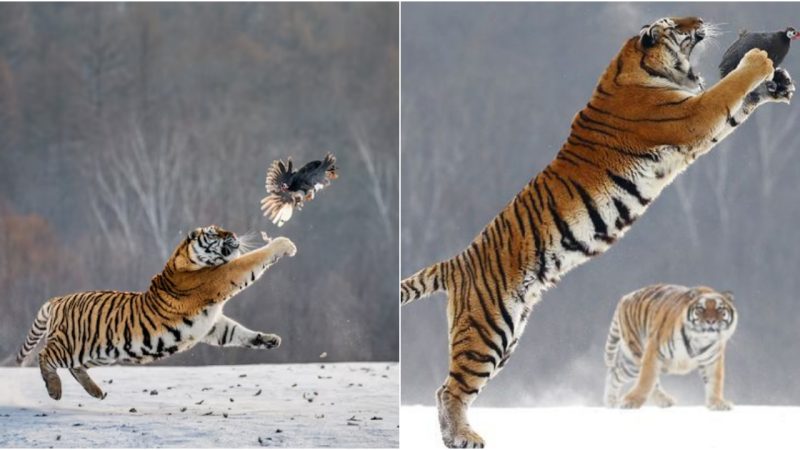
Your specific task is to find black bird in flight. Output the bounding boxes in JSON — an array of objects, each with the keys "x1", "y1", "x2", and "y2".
[
  {"x1": 719, "y1": 27, "x2": 799, "y2": 79},
  {"x1": 260, "y1": 153, "x2": 338, "y2": 227}
]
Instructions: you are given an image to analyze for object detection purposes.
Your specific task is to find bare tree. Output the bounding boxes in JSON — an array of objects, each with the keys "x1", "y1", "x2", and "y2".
[{"x1": 351, "y1": 119, "x2": 395, "y2": 239}]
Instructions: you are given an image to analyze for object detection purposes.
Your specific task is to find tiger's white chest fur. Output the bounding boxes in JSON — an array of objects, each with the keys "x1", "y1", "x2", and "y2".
[{"x1": 661, "y1": 330, "x2": 730, "y2": 375}]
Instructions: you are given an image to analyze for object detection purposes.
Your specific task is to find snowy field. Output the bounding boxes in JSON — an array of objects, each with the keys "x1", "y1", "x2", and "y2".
[
  {"x1": 0, "y1": 363, "x2": 398, "y2": 448},
  {"x1": 401, "y1": 405, "x2": 800, "y2": 449}
]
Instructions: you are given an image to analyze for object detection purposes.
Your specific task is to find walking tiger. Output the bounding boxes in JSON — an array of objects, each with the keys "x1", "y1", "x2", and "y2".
[{"x1": 603, "y1": 284, "x2": 737, "y2": 410}]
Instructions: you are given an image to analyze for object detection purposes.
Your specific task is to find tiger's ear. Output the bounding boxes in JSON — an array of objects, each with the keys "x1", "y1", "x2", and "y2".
[
  {"x1": 640, "y1": 24, "x2": 661, "y2": 48},
  {"x1": 187, "y1": 229, "x2": 200, "y2": 241},
  {"x1": 721, "y1": 291, "x2": 734, "y2": 302}
]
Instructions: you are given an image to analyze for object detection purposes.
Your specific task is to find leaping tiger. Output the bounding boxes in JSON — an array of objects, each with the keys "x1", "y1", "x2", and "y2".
[
  {"x1": 401, "y1": 16, "x2": 792, "y2": 448},
  {"x1": 16, "y1": 225, "x2": 297, "y2": 400}
]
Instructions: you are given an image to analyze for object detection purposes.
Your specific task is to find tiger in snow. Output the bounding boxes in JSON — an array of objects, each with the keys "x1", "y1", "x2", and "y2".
[
  {"x1": 401, "y1": 16, "x2": 792, "y2": 448},
  {"x1": 603, "y1": 284, "x2": 737, "y2": 410},
  {"x1": 16, "y1": 225, "x2": 296, "y2": 400}
]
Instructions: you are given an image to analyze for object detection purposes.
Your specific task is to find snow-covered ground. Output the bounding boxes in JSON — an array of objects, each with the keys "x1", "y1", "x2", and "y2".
[
  {"x1": 0, "y1": 363, "x2": 398, "y2": 448},
  {"x1": 401, "y1": 405, "x2": 800, "y2": 449}
]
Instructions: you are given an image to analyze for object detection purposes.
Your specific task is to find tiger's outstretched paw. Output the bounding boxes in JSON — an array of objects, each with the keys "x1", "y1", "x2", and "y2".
[
  {"x1": 706, "y1": 398, "x2": 733, "y2": 411},
  {"x1": 270, "y1": 237, "x2": 297, "y2": 259},
  {"x1": 767, "y1": 68, "x2": 794, "y2": 103},
  {"x1": 251, "y1": 333, "x2": 281, "y2": 349}
]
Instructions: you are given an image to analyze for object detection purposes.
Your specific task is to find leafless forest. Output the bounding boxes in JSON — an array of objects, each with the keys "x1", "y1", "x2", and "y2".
[
  {"x1": 0, "y1": 3, "x2": 398, "y2": 365},
  {"x1": 402, "y1": 3, "x2": 800, "y2": 406}
]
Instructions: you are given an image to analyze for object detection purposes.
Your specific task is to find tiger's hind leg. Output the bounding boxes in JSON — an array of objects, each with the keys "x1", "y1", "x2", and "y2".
[
  {"x1": 69, "y1": 368, "x2": 106, "y2": 400},
  {"x1": 603, "y1": 364, "x2": 632, "y2": 408},
  {"x1": 38, "y1": 348, "x2": 62, "y2": 400},
  {"x1": 437, "y1": 292, "x2": 525, "y2": 448}
]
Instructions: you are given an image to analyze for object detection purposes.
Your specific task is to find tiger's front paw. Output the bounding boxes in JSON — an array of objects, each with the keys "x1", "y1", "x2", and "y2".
[
  {"x1": 620, "y1": 393, "x2": 647, "y2": 409},
  {"x1": 251, "y1": 333, "x2": 281, "y2": 349},
  {"x1": 706, "y1": 398, "x2": 733, "y2": 411},
  {"x1": 739, "y1": 49, "x2": 774, "y2": 80},
  {"x1": 270, "y1": 237, "x2": 297, "y2": 258},
  {"x1": 766, "y1": 68, "x2": 795, "y2": 103}
]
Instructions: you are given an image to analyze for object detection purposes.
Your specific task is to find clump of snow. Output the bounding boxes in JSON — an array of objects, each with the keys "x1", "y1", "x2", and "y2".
[
  {"x1": 0, "y1": 363, "x2": 398, "y2": 448},
  {"x1": 401, "y1": 405, "x2": 800, "y2": 449}
]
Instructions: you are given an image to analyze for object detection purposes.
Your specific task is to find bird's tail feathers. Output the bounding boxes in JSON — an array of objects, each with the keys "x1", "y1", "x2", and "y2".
[{"x1": 260, "y1": 194, "x2": 294, "y2": 227}]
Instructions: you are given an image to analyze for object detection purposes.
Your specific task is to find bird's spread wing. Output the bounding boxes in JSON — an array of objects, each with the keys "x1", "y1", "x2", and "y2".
[
  {"x1": 321, "y1": 152, "x2": 338, "y2": 182},
  {"x1": 261, "y1": 158, "x2": 299, "y2": 227},
  {"x1": 265, "y1": 158, "x2": 295, "y2": 194}
]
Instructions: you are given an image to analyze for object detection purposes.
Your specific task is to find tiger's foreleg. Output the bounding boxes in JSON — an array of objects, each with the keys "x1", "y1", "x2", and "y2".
[
  {"x1": 620, "y1": 341, "x2": 661, "y2": 409},
  {"x1": 700, "y1": 350, "x2": 732, "y2": 411},
  {"x1": 214, "y1": 237, "x2": 297, "y2": 297},
  {"x1": 69, "y1": 367, "x2": 106, "y2": 399},
  {"x1": 201, "y1": 315, "x2": 281, "y2": 349}
]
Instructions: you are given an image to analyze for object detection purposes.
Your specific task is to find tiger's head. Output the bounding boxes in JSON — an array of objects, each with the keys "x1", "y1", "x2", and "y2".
[
  {"x1": 171, "y1": 225, "x2": 241, "y2": 272},
  {"x1": 636, "y1": 16, "x2": 710, "y2": 91},
  {"x1": 685, "y1": 288, "x2": 737, "y2": 336}
]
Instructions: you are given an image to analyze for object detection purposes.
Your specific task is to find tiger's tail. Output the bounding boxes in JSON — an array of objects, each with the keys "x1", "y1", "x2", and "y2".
[
  {"x1": 401, "y1": 261, "x2": 447, "y2": 305},
  {"x1": 16, "y1": 303, "x2": 51, "y2": 365},
  {"x1": 604, "y1": 310, "x2": 622, "y2": 368}
]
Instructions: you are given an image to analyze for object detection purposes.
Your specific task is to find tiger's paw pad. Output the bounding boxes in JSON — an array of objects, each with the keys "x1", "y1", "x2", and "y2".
[
  {"x1": 251, "y1": 333, "x2": 281, "y2": 349},
  {"x1": 444, "y1": 429, "x2": 485, "y2": 449},
  {"x1": 706, "y1": 399, "x2": 733, "y2": 411},
  {"x1": 619, "y1": 395, "x2": 646, "y2": 409},
  {"x1": 767, "y1": 68, "x2": 794, "y2": 103}
]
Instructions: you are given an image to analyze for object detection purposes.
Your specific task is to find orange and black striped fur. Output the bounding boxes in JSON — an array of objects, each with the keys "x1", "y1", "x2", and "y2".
[
  {"x1": 401, "y1": 17, "x2": 791, "y2": 448},
  {"x1": 16, "y1": 225, "x2": 297, "y2": 400},
  {"x1": 604, "y1": 284, "x2": 736, "y2": 410}
]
